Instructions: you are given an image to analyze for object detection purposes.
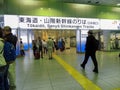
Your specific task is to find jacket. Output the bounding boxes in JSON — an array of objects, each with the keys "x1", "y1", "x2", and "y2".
[
  {"x1": 0, "y1": 38, "x2": 6, "y2": 66},
  {"x1": 4, "y1": 33, "x2": 17, "y2": 49},
  {"x1": 85, "y1": 35, "x2": 96, "y2": 51}
]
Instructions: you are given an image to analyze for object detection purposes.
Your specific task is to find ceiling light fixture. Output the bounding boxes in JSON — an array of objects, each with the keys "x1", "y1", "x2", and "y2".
[{"x1": 117, "y1": 3, "x2": 120, "y2": 6}]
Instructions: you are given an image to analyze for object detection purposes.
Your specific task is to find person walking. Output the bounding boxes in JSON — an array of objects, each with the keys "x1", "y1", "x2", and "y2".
[
  {"x1": 32, "y1": 40, "x2": 37, "y2": 57},
  {"x1": 36, "y1": 37, "x2": 43, "y2": 58},
  {"x1": 80, "y1": 30, "x2": 98, "y2": 73},
  {"x1": 47, "y1": 37, "x2": 54, "y2": 60},
  {"x1": 42, "y1": 40, "x2": 47, "y2": 55},
  {"x1": 20, "y1": 40, "x2": 25, "y2": 56},
  {"x1": 115, "y1": 37, "x2": 119, "y2": 49},
  {"x1": 3, "y1": 26, "x2": 17, "y2": 89}
]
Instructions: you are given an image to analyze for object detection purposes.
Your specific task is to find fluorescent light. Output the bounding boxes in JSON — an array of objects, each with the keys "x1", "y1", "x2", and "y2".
[
  {"x1": 18, "y1": 0, "x2": 39, "y2": 6},
  {"x1": 40, "y1": 8, "x2": 43, "y2": 10},
  {"x1": 117, "y1": 3, "x2": 120, "y2": 6}
]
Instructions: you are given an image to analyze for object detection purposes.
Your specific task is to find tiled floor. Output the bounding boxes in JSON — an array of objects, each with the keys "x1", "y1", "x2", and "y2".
[{"x1": 15, "y1": 48, "x2": 120, "y2": 90}]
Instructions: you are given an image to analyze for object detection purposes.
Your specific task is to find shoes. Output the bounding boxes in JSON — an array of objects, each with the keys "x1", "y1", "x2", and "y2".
[
  {"x1": 81, "y1": 64, "x2": 98, "y2": 73},
  {"x1": 80, "y1": 64, "x2": 85, "y2": 69},
  {"x1": 93, "y1": 69, "x2": 98, "y2": 73}
]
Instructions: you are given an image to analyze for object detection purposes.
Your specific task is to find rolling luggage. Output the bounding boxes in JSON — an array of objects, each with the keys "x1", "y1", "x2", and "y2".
[{"x1": 34, "y1": 50, "x2": 40, "y2": 59}]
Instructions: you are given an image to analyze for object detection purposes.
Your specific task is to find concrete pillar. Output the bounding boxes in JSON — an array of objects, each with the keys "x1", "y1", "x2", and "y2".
[{"x1": 103, "y1": 30, "x2": 110, "y2": 51}]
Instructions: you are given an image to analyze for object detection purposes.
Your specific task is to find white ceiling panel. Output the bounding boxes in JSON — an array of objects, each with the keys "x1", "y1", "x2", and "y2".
[
  {"x1": 36, "y1": 0, "x2": 120, "y2": 7},
  {"x1": 65, "y1": 0, "x2": 120, "y2": 6}
]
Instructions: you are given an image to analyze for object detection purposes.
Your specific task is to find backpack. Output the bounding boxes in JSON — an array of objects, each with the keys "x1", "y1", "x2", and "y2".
[
  {"x1": 3, "y1": 41, "x2": 16, "y2": 64},
  {"x1": 94, "y1": 39, "x2": 100, "y2": 50}
]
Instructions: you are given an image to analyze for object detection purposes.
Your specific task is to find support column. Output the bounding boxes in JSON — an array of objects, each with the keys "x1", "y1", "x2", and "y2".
[
  {"x1": 76, "y1": 29, "x2": 81, "y2": 53},
  {"x1": 103, "y1": 30, "x2": 110, "y2": 51},
  {"x1": 16, "y1": 28, "x2": 20, "y2": 56}
]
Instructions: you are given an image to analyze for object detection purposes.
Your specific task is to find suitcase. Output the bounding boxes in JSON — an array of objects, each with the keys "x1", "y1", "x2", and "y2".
[{"x1": 34, "y1": 50, "x2": 40, "y2": 59}]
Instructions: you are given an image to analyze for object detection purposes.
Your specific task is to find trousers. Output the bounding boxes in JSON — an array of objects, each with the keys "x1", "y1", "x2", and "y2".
[{"x1": 8, "y1": 62, "x2": 16, "y2": 86}]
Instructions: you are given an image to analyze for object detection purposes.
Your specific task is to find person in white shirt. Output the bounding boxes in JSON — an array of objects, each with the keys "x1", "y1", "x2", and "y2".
[
  {"x1": 20, "y1": 40, "x2": 25, "y2": 56},
  {"x1": 47, "y1": 37, "x2": 54, "y2": 60},
  {"x1": 42, "y1": 40, "x2": 47, "y2": 55}
]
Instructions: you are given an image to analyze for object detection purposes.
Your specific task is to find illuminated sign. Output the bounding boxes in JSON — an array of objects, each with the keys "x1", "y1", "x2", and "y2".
[
  {"x1": 76, "y1": 30, "x2": 89, "y2": 53},
  {"x1": 76, "y1": 30, "x2": 81, "y2": 52},
  {"x1": 19, "y1": 15, "x2": 100, "y2": 29},
  {"x1": 81, "y1": 30, "x2": 89, "y2": 52},
  {"x1": 4, "y1": 15, "x2": 19, "y2": 28},
  {"x1": 3, "y1": 15, "x2": 120, "y2": 30},
  {"x1": 100, "y1": 19, "x2": 120, "y2": 30}
]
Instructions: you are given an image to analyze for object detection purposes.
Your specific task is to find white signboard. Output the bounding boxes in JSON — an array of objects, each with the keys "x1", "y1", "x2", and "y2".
[
  {"x1": 19, "y1": 15, "x2": 100, "y2": 29},
  {"x1": 3, "y1": 15, "x2": 120, "y2": 30},
  {"x1": 4, "y1": 15, "x2": 19, "y2": 28},
  {"x1": 100, "y1": 19, "x2": 120, "y2": 30}
]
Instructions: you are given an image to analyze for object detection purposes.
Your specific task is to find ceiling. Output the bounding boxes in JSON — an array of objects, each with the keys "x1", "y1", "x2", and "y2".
[
  {"x1": 37, "y1": 0, "x2": 120, "y2": 7},
  {"x1": 64, "y1": 0, "x2": 120, "y2": 6},
  {"x1": 0, "y1": 0, "x2": 120, "y2": 7}
]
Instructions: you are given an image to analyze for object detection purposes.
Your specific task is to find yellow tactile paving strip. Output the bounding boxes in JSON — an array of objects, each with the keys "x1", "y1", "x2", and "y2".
[
  {"x1": 114, "y1": 89, "x2": 120, "y2": 90},
  {"x1": 53, "y1": 54, "x2": 101, "y2": 90}
]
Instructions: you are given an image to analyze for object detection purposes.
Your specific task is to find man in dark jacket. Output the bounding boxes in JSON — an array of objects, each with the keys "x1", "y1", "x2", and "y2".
[
  {"x1": 81, "y1": 30, "x2": 98, "y2": 73},
  {"x1": 3, "y1": 26, "x2": 17, "y2": 89},
  {"x1": 3, "y1": 26, "x2": 17, "y2": 49}
]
